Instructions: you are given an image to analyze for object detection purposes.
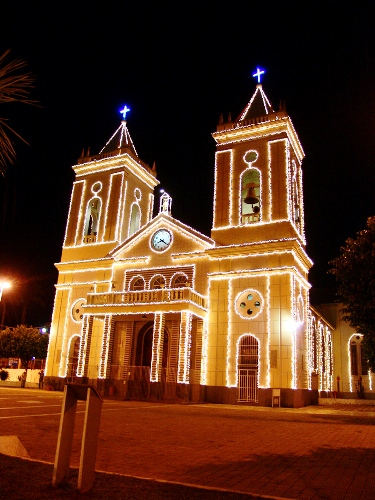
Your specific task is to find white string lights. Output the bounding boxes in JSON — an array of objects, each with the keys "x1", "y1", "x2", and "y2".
[{"x1": 48, "y1": 82, "x2": 340, "y2": 405}]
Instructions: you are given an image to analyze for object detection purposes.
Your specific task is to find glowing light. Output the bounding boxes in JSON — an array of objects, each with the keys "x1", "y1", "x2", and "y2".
[
  {"x1": 99, "y1": 315, "x2": 112, "y2": 379},
  {"x1": 252, "y1": 67, "x2": 265, "y2": 83},
  {"x1": 64, "y1": 154, "x2": 159, "y2": 249},
  {"x1": 50, "y1": 80, "x2": 340, "y2": 403},
  {"x1": 119, "y1": 105, "x2": 130, "y2": 120},
  {"x1": 178, "y1": 312, "x2": 192, "y2": 383},
  {"x1": 212, "y1": 115, "x2": 304, "y2": 163},
  {"x1": 0, "y1": 280, "x2": 11, "y2": 302}
]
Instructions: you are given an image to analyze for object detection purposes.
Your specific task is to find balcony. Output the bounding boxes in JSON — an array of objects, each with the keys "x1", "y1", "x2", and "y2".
[{"x1": 86, "y1": 287, "x2": 207, "y2": 313}]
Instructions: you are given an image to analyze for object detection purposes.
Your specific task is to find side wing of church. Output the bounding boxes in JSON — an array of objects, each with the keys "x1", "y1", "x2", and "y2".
[{"x1": 45, "y1": 83, "x2": 369, "y2": 407}]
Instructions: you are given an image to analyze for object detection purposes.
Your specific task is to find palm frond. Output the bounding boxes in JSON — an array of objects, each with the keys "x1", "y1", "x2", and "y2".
[
  {"x1": 0, "y1": 49, "x2": 36, "y2": 103},
  {"x1": 0, "y1": 49, "x2": 37, "y2": 175}
]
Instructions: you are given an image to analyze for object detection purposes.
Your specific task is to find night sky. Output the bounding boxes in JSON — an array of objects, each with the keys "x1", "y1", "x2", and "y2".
[{"x1": 1, "y1": 3, "x2": 374, "y2": 326}]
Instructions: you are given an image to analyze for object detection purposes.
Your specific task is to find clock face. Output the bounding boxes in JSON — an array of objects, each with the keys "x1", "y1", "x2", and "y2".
[{"x1": 151, "y1": 229, "x2": 172, "y2": 251}]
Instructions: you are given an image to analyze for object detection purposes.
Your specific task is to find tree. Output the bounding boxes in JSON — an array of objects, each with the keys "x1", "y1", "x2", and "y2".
[
  {"x1": 0, "y1": 325, "x2": 49, "y2": 370},
  {"x1": 329, "y1": 216, "x2": 375, "y2": 369},
  {"x1": 0, "y1": 49, "x2": 36, "y2": 176}
]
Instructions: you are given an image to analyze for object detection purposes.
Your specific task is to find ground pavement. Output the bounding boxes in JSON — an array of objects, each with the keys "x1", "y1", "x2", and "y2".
[{"x1": 1, "y1": 386, "x2": 375, "y2": 499}]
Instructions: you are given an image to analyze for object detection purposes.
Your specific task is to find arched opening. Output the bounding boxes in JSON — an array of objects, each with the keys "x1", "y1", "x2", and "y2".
[
  {"x1": 150, "y1": 275, "x2": 165, "y2": 289},
  {"x1": 237, "y1": 335, "x2": 259, "y2": 402},
  {"x1": 349, "y1": 334, "x2": 368, "y2": 395},
  {"x1": 241, "y1": 169, "x2": 261, "y2": 224},
  {"x1": 130, "y1": 277, "x2": 145, "y2": 291},
  {"x1": 172, "y1": 274, "x2": 188, "y2": 288},
  {"x1": 131, "y1": 323, "x2": 169, "y2": 378},
  {"x1": 129, "y1": 203, "x2": 140, "y2": 236},
  {"x1": 136, "y1": 327, "x2": 153, "y2": 368},
  {"x1": 67, "y1": 336, "x2": 80, "y2": 379},
  {"x1": 84, "y1": 197, "x2": 101, "y2": 241}
]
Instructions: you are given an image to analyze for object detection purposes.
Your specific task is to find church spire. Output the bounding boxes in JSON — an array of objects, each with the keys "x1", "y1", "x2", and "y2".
[
  {"x1": 100, "y1": 105, "x2": 138, "y2": 156},
  {"x1": 236, "y1": 84, "x2": 274, "y2": 122},
  {"x1": 235, "y1": 67, "x2": 273, "y2": 122}
]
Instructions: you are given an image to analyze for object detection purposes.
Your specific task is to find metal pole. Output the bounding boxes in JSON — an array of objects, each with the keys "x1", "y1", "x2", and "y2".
[{"x1": 1, "y1": 301, "x2": 5, "y2": 327}]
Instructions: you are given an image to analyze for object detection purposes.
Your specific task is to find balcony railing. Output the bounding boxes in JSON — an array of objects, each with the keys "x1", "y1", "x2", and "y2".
[
  {"x1": 83, "y1": 233, "x2": 97, "y2": 244},
  {"x1": 87, "y1": 287, "x2": 207, "y2": 310}
]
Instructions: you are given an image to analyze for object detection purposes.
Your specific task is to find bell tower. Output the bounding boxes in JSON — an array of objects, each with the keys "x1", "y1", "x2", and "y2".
[
  {"x1": 211, "y1": 83, "x2": 305, "y2": 249},
  {"x1": 62, "y1": 108, "x2": 159, "y2": 262},
  {"x1": 206, "y1": 74, "x2": 313, "y2": 404}
]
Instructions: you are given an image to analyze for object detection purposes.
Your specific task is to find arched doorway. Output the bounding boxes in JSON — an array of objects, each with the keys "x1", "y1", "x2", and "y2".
[
  {"x1": 237, "y1": 335, "x2": 259, "y2": 402},
  {"x1": 133, "y1": 324, "x2": 169, "y2": 380},
  {"x1": 67, "y1": 336, "x2": 80, "y2": 380},
  {"x1": 349, "y1": 334, "x2": 368, "y2": 394},
  {"x1": 135, "y1": 327, "x2": 153, "y2": 369}
]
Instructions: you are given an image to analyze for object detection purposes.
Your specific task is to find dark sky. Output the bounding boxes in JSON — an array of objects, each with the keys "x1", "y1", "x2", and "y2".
[{"x1": 1, "y1": 3, "x2": 374, "y2": 326}]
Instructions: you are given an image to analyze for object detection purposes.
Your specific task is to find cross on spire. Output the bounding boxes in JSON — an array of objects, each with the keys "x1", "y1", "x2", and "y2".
[
  {"x1": 119, "y1": 105, "x2": 130, "y2": 120},
  {"x1": 252, "y1": 67, "x2": 265, "y2": 83}
]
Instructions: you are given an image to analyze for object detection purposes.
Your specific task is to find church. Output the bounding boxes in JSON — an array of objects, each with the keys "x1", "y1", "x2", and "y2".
[{"x1": 45, "y1": 74, "x2": 370, "y2": 407}]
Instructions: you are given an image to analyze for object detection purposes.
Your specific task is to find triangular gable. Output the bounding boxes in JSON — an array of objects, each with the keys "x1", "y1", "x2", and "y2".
[{"x1": 108, "y1": 212, "x2": 215, "y2": 260}]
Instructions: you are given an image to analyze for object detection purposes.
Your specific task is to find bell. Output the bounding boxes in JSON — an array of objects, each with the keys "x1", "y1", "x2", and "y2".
[{"x1": 244, "y1": 187, "x2": 259, "y2": 205}]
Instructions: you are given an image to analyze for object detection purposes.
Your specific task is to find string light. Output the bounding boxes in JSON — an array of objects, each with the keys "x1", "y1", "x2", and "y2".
[
  {"x1": 64, "y1": 152, "x2": 159, "y2": 249},
  {"x1": 178, "y1": 312, "x2": 192, "y2": 383},
  {"x1": 238, "y1": 84, "x2": 270, "y2": 119},
  {"x1": 213, "y1": 114, "x2": 304, "y2": 163},
  {"x1": 98, "y1": 315, "x2": 112, "y2": 378},
  {"x1": 49, "y1": 84, "x2": 343, "y2": 404}
]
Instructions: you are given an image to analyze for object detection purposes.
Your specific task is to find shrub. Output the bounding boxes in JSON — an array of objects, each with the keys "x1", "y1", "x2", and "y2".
[
  {"x1": 0, "y1": 369, "x2": 9, "y2": 381},
  {"x1": 43, "y1": 376, "x2": 65, "y2": 391}
]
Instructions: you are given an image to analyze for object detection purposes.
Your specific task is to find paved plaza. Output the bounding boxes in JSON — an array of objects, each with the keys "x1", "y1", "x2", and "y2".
[{"x1": 1, "y1": 387, "x2": 375, "y2": 499}]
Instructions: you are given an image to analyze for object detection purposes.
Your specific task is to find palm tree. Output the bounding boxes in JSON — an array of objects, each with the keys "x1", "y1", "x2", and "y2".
[{"x1": 0, "y1": 49, "x2": 36, "y2": 176}]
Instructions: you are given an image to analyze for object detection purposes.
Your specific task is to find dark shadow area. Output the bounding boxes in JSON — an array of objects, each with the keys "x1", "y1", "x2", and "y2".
[
  {"x1": 0, "y1": 454, "x2": 271, "y2": 500},
  {"x1": 178, "y1": 446, "x2": 375, "y2": 500}
]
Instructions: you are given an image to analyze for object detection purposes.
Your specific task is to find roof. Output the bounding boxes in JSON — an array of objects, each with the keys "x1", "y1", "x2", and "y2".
[
  {"x1": 236, "y1": 84, "x2": 274, "y2": 121},
  {"x1": 99, "y1": 120, "x2": 138, "y2": 156}
]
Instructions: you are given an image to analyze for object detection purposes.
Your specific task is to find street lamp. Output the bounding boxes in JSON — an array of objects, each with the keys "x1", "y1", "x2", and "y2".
[
  {"x1": 0, "y1": 280, "x2": 10, "y2": 302},
  {"x1": 0, "y1": 280, "x2": 11, "y2": 327}
]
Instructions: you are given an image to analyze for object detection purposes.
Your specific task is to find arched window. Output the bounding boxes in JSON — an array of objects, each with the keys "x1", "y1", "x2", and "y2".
[
  {"x1": 150, "y1": 275, "x2": 165, "y2": 289},
  {"x1": 241, "y1": 169, "x2": 261, "y2": 224},
  {"x1": 129, "y1": 203, "x2": 140, "y2": 236},
  {"x1": 350, "y1": 335, "x2": 368, "y2": 376},
  {"x1": 172, "y1": 274, "x2": 188, "y2": 288},
  {"x1": 84, "y1": 197, "x2": 101, "y2": 240},
  {"x1": 130, "y1": 277, "x2": 145, "y2": 291}
]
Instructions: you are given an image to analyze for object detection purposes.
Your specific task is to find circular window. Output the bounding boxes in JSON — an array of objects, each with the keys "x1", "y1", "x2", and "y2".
[
  {"x1": 91, "y1": 182, "x2": 102, "y2": 194},
  {"x1": 134, "y1": 188, "x2": 141, "y2": 200},
  {"x1": 244, "y1": 151, "x2": 258, "y2": 164},
  {"x1": 235, "y1": 289, "x2": 263, "y2": 319},
  {"x1": 71, "y1": 299, "x2": 86, "y2": 322}
]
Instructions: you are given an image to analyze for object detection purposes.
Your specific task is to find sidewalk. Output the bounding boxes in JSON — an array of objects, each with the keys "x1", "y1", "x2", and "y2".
[{"x1": 1, "y1": 388, "x2": 375, "y2": 499}]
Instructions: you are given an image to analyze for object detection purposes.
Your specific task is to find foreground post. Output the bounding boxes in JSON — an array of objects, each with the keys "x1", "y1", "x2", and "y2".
[{"x1": 52, "y1": 384, "x2": 103, "y2": 493}]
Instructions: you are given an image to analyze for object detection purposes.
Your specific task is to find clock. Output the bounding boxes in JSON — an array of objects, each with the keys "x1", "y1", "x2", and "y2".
[{"x1": 151, "y1": 229, "x2": 172, "y2": 251}]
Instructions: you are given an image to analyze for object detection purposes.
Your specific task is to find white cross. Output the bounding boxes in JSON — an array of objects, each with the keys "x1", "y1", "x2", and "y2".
[
  {"x1": 252, "y1": 67, "x2": 265, "y2": 83},
  {"x1": 119, "y1": 105, "x2": 130, "y2": 119}
]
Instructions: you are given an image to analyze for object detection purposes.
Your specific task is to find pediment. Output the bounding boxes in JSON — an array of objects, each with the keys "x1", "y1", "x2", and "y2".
[{"x1": 108, "y1": 213, "x2": 214, "y2": 261}]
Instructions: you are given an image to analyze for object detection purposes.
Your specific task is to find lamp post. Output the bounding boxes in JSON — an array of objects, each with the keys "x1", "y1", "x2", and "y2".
[{"x1": 0, "y1": 280, "x2": 11, "y2": 327}]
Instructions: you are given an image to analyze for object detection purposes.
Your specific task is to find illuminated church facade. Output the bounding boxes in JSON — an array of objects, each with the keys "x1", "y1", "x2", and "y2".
[{"x1": 46, "y1": 81, "x2": 369, "y2": 407}]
